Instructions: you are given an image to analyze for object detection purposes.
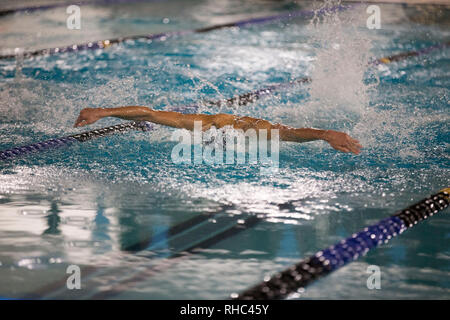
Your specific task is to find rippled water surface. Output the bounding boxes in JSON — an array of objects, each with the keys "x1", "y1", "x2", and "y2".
[{"x1": 0, "y1": 0, "x2": 449, "y2": 299}]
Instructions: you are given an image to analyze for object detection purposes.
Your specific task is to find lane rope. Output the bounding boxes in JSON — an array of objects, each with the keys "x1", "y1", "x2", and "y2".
[
  {"x1": 0, "y1": 121, "x2": 152, "y2": 161},
  {"x1": 234, "y1": 188, "x2": 450, "y2": 300},
  {"x1": 371, "y1": 41, "x2": 450, "y2": 65}
]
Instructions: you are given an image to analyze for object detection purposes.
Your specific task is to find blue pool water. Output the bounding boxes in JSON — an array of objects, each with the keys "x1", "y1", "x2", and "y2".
[{"x1": 0, "y1": 0, "x2": 449, "y2": 299}]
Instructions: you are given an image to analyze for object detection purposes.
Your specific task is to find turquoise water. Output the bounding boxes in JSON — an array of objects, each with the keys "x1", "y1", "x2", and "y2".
[{"x1": 0, "y1": 1, "x2": 449, "y2": 299}]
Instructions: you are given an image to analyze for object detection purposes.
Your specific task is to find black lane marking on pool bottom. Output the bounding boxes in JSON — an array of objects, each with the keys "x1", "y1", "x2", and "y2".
[
  {"x1": 89, "y1": 214, "x2": 262, "y2": 299},
  {"x1": 24, "y1": 203, "x2": 261, "y2": 299},
  {"x1": 123, "y1": 203, "x2": 236, "y2": 253},
  {"x1": 235, "y1": 189, "x2": 450, "y2": 300},
  {"x1": 23, "y1": 203, "x2": 235, "y2": 299},
  {"x1": 0, "y1": 4, "x2": 352, "y2": 60}
]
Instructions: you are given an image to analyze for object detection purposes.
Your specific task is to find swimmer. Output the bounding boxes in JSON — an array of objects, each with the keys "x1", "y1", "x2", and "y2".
[{"x1": 74, "y1": 106, "x2": 362, "y2": 154}]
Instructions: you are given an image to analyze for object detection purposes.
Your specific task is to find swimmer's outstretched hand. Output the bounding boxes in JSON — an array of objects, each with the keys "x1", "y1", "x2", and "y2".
[
  {"x1": 74, "y1": 108, "x2": 103, "y2": 127},
  {"x1": 323, "y1": 130, "x2": 362, "y2": 155}
]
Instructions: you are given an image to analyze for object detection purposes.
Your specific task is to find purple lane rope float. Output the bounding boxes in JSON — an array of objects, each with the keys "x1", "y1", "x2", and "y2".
[
  {"x1": 234, "y1": 188, "x2": 450, "y2": 300},
  {"x1": 0, "y1": 4, "x2": 352, "y2": 60},
  {"x1": 0, "y1": 121, "x2": 152, "y2": 161},
  {"x1": 370, "y1": 41, "x2": 450, "y2": 65}
]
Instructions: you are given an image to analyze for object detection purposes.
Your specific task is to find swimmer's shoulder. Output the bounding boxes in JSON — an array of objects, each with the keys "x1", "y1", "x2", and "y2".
[{"x1": 212, "y1": 113, "x2": 237, "y2": 128}]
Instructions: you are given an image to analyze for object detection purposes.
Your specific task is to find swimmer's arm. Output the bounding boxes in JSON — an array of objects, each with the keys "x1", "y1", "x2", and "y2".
[
  {"x1": 74, "y1": 106, "x2": 230, "y2": 130},
  {"x1": 276, "y1": 125, "x2": 362, "y2": 154},
  {"x1": 228, "y1": 118, "x2": 362, "y2": 154},
  {"x1": 74, "y1": 107, "x2": 362, "y2": 154}
]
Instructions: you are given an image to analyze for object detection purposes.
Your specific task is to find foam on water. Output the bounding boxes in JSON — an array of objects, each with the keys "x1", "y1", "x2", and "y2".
[{"x1": 308, "y1": 2, "x2": 372, "y2": 116}]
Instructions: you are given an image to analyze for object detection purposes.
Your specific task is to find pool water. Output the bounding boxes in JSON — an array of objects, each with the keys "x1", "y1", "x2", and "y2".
[{"x1": 0, "y1": 0, "x2": 449, "y2": 299}]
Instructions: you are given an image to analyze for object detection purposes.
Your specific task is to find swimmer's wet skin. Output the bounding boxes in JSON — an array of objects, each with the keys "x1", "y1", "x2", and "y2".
[{"x1": 74, "y1": 106, "x2": 362, "y2": 154}]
